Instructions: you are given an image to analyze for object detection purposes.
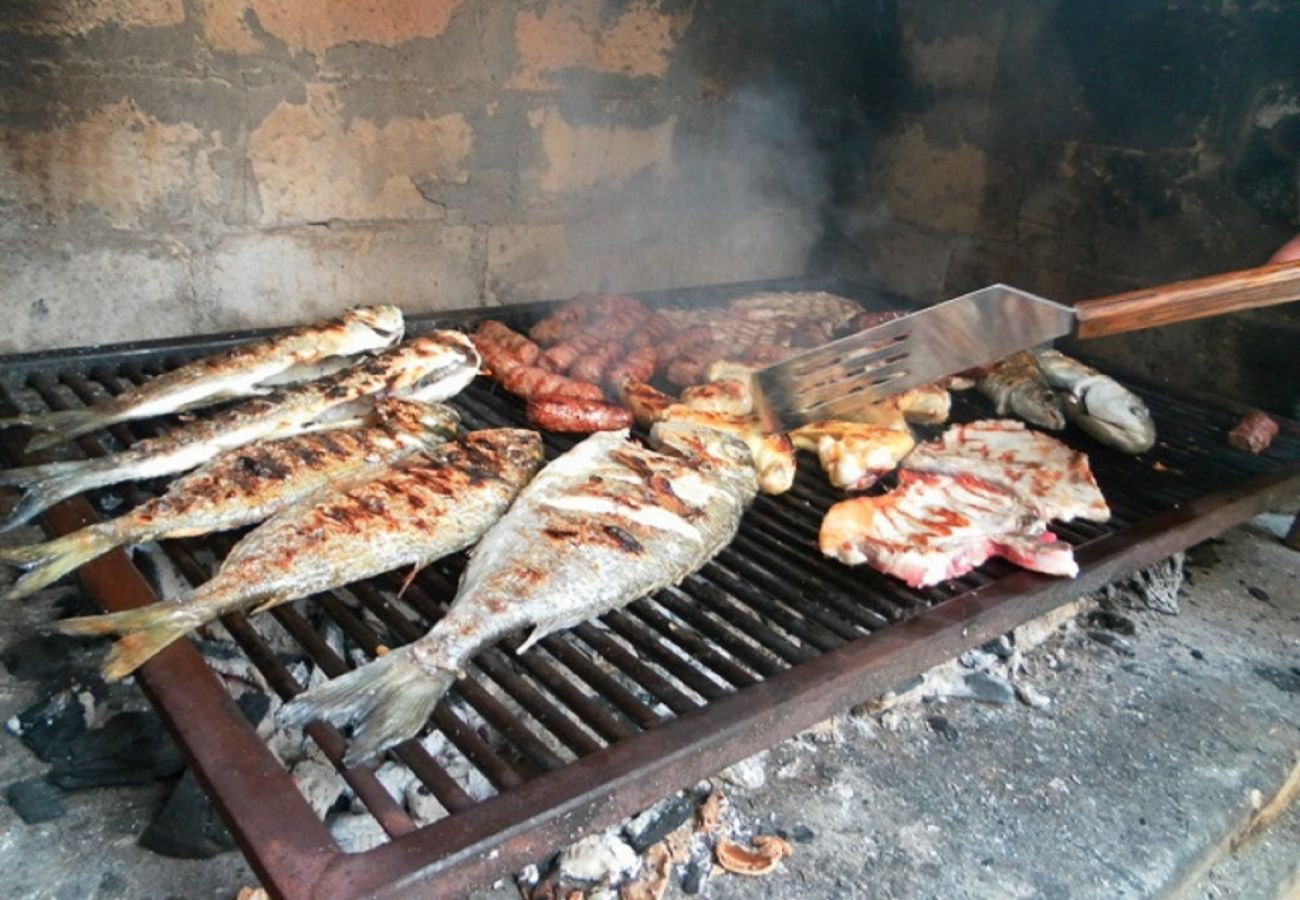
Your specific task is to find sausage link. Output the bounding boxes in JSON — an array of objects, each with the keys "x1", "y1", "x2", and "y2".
[{"x1": 527, "y1": 395, "x2": 634, "y2": 433}]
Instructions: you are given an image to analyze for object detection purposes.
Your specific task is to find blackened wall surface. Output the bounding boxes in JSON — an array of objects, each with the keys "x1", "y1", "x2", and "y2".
[{"x1": 853, "y1": 0, "x2": 1300, "y2": 414}]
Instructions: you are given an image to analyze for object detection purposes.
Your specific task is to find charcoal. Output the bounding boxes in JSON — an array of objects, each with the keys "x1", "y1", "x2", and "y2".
[
  {"x1": 1086, "y1": 630, "x2": 1136, "y2": 656},
  {"x1": 1, "y1": 633, "x2": 100, "y2": 683},
  {"x1": 926, "y1": 715, "x2": 959, "y2": 743},
  {"x1": 47, "y1": 711, "x2": 184, "y2": 789},
  {"x1": 14, "y1": 691, "x2": 88, "y2": 763},
  {"x1": 139, "y1": 770, "x2": 235, "y2": 859},
  {"x1": 54, "y1": 589, "x2": 102, "y2": 618},
  {"x1": 236, "y1": 690, "x2": 271, "y2": 727},
  {"x1": 5, "y1": 777, "x2": 67, "y2": 824},
  {"x1": 1086, "y1": 610, "x2": 1137, "y2": 636},
  {"x1": 959, "y1": 672, "x2": 1015, "y2": 706},
  {"x1": 1247, "y1": 586, "x2": 1271, "y2": 604},
  {"x1": 624, "y1": 793, "x2": 694, "y2": 853},
  {"x1": 791, "y1": 824, "x2": 815, "y2": 843},
  {"x1": 681, "y1": 855, "x2": 710, "y2": 894},
  {"x1": 981, "y1": 635, "x2": 1015, "y2": 658},
  {"x1": 1254, "y1": 665, "x2": 1300, "y2": 695}
]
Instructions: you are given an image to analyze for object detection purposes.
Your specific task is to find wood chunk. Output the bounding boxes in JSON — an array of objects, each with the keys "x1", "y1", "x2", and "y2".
[{"x1": 695, "y1": 788, "x2": 726, "y2": 833}]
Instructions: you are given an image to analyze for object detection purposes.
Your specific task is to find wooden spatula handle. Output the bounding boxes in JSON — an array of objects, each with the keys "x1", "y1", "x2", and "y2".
[{"x1": 1073, "y1": 259, "x2": 1300, "y2": 338}]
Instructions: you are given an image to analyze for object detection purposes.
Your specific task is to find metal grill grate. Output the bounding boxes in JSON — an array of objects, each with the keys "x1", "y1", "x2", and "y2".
[{"x1": 2, "y1": 281, "x2": 1298, "y2": 899}]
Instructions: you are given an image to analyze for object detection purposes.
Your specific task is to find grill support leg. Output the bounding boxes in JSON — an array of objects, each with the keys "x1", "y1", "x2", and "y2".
[{"x1": 1286, "y1": 511, "x2": 1300, "y2": 551}]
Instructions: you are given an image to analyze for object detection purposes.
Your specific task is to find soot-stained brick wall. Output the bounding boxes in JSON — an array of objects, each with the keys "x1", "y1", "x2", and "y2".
[
  {"x1": 851, "y1": 0, "x2": 1300, "y2": 414},
  {"x1": 0, "y1": 0, "x2": 901, "y2": 352}
]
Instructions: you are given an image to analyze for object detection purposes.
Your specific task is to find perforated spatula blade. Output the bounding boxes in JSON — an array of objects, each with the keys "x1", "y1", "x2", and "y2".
[
  {"x1": 753, "y1": 260, "x2": 1300, "y2": 431},
  {"x1": 754, "y1": 285, "x2": 1072, "y2": 429}
]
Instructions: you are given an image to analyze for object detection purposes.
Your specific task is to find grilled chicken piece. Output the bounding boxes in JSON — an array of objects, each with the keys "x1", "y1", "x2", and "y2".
[
  {"x1": 277, "y1": 423, "x2": 758, "y2": 763},
  {"x1": 680, "y1": 379, "x2": 753, "y2": 416},
  {"x1": 790, "y1": 422, "x2": 916, "y2": 491},
  {"x1": 821, "y1": 470, "x2": 1078, "y2": 587}
]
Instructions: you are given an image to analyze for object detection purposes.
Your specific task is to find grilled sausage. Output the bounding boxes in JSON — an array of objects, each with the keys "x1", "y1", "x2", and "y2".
[
  {"x1": 527, "y1": 395, "x2": 634, "y2": 433},
  {"x1": 501, "y1": 365, "x2": 605, "y2": 401},
  {"x1": 472, "y1": 320, "x2": 540, "y2": 375},
  {"x1": 604, "y1": 347, "x2": 660, "y2": 391}
]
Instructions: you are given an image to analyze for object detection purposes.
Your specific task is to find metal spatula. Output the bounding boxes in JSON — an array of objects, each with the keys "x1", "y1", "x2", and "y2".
[{"x1": 753, "y1": 259, "x2": 1300, "y2": 430}]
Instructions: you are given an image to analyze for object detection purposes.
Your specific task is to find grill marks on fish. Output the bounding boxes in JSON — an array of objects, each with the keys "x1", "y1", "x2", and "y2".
[
  {"x1": 276, "y1": 426, "x2": 759, "y2": 764},
  {"x1": 0, "y1": 306, "x2": 405, "y2": 450},
  {"x1": 0, "y1": 334, "x2": 479, "y2": 532},
  {"x1": 54, "y1": 429, "x2": 545, "y2": 681}
]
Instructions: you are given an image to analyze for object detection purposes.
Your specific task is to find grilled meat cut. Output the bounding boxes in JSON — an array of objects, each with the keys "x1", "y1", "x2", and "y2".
[
  {"x1": 527, "y1": 395, "x2": 633, "y2": 432},
  {"x1": 0, "y1": 333, "x2": 479, "y2": 531},
  {"x1": 975, "y1": 352, "x2": 1066, "y2": 431},
  {"x1": 0, "y1": 306, "x2": 404, "y2": 451},
  {"x1": 904, "y1": 420, "x2": 1110, "y2": 523},
  {"x1": 1228, "y1": 410, "x2": 1279, "y2": 455},
  {"x1": 56, "y1": 428, "x2": 545, "y2": 681},
  {"x1": 1034, "y1": 350, "x2": 1156, "y2": 454},
  {"x1": 820, "y1": 470, "x2": 1078, "y2": 587},
  {"x1": 0, "y1": 399, "x2": 460, "y2": 602},
  {"x1": 277, "y1": 423, "x2": 759, "y2": 764}
]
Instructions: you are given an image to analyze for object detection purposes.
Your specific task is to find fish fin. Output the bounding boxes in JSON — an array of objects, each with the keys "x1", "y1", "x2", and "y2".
[
  {"x1": 55, "y1": 603, "x2": 197, "y2": 681},
  {"x1": 0, "y1": 457, "x2": 90, "y2": 487},
  {"x1": 20, "y1": 408, "x2": 117, "y2": 451},
  {"x1": 515, "y1": 625, "x2": 549, "y2": 656},
  {"x1": 0, "y1": 473, "x2": 88, "y2": 533},
  {"x1": 278, "y1": 648, "x2": 454, "y2": 766},
  {"x1": 0, "y1": 526, "x2": 117, "y2": 602},
  {"x1": 248, "y1": 591, "x2": 297, "y2": 616}
]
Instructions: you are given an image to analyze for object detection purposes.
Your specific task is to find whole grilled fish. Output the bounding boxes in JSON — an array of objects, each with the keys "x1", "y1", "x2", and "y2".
[
  {"x1": 0, "y1": 306, "x2": 405, "y2": 451},
  {"x1": 975, "y1": 352, "x2": 1066, "y2": 431},
  {"x1": 56, "y1": 428, "x2": 545, "y2": 681},
  {"x1": 0, "y1": 398, "x2": 460, "y2": 602},
  {"x1": 0, "y1": 333, "x2": 479, "y2": 532},
  {"x1": 1034, "y1": 350, "x2": 1156, "y2": 454},
  {"x1": 278, "y1": 422, "x2": 758, "y2": 764}
]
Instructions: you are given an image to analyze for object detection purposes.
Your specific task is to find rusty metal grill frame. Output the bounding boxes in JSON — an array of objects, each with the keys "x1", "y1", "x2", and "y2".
[{"x1": 2, "y1": 278, "x2": 1298, "y2": 899}]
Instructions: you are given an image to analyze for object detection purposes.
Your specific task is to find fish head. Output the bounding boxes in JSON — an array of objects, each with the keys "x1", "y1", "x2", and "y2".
[
  {"x1": 462, "y1": 428, "x2": 546, "y2": 484},
  {"x1": 378, "y1": 332, "x2": 481, "y2": 402},
  {"x1": 1066, "y1": 384, "x2": 1156, "y2": 454},
  {"x1": 1010, "y1": 383, "x2": 1067, "y2": 431},
  {"x1": 337, "y1": 305, "x2": 406, "y2": 353},
  {"x1": 374, "y1": 397, "x2": 461, "y2": 444}
]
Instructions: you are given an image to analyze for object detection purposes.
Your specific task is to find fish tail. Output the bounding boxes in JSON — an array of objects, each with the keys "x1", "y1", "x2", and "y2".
[
  {"x1": 56, "y1": 603, "x2": 199, "y2": 681},
  {"x1": 0, "y1": 471, "x2": 97, "y2": 533},
  {"x1": 22, "y1": 408, "x2": 117, "y2": 451},
  {"x1": 0, "y1": 525, "x2": 118, "y2": 601},
  {"x1": 277, "y1": 647, "x2": 455, "y2": 765}
]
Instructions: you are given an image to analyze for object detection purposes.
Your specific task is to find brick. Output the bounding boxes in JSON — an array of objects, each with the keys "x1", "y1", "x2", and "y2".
[
  {"x1": 0, "y1": 0, "x2": 183, "y2": 36},
  {"x1": 248, "y1": 85, "x2": 472, "y2": 225},
  {"x1": 0, "y1": 97, "x2": 226, "y2": 229},
  {"x1": 0, "y1": 236, "x2": 193, "y2": 354},
  {"x1": 201, "y1": 0, "x2": 465, "y2": 56},
  {"x1": 880, "y1": 123, "x2": 988, "y2": 234},
  {"x1": 508, "y1": 0, "x2": 690, "y2": 90},
  {"x1": 856, "y1": 221, "x2": 957, "y2": 303},
  {"x1": 905, "y1": 33, "x2": 1000, "y2": 95},
  {"x1": 195, "y1": 225, "x2": 480, "y2": 327},
  {"x1": 523, "y1": 103, "x2": 675, "y2": 196}
]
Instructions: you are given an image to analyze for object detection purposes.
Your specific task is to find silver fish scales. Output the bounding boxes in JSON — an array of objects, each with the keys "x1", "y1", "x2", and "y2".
[
  {"x1": 279, "y1": 421, "x2": 759, "y2": 764},
  {"x1": 0, "y1": 305, "x2": 405, "y2": 451},
  {"x1": 0, "y1": 332, "x2": 479, "y2": 531},
  {"x1": 0, "y1": 397, "x2": 460, "y2": 601},
  {"x1": 55, "y1": 428, "x2": 545, "y2": 681}
]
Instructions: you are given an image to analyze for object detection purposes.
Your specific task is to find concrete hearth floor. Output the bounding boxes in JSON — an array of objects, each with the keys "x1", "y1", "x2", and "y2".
[{"x1": 1, "y1": 514, "x2": 1297, "y2": 900}]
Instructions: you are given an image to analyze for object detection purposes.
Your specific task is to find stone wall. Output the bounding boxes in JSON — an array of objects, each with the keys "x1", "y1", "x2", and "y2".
[
  {"x1": 853, "y1": 0, "x2": 1300, "y2": 414},
  {"x1": 0, "y1": 0, "x2": 900, "y2": 352}
]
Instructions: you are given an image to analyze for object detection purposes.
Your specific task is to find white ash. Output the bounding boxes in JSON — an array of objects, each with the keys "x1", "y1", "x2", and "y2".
[
  {"x1": 349, "y1": 761, "x2": 414, "y2": 815},
  {"x1": 419, "y1": 730, "x2": 495, "y2": 802},
  {"x1": 292, "y1": 756, "x2": 348, "y2": 820},
  {"x1": 131, "y1": 542, "x2": 191, "y2": 602},
  {"x1": 329, "y1": 813, "x2": 388, "y2": 854},
  {"x1": 461, "y1": 657, "x2": 580, "y2": 766},
  {"x1": 557, "y1": 831, "x2": 640, "y2": 887},
  {"x1": 720, "y1": 751, "x2": 768, "y2": 791},
  {"x1": 404, "y1": 780, "x2": 448, "y2": 827}
]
